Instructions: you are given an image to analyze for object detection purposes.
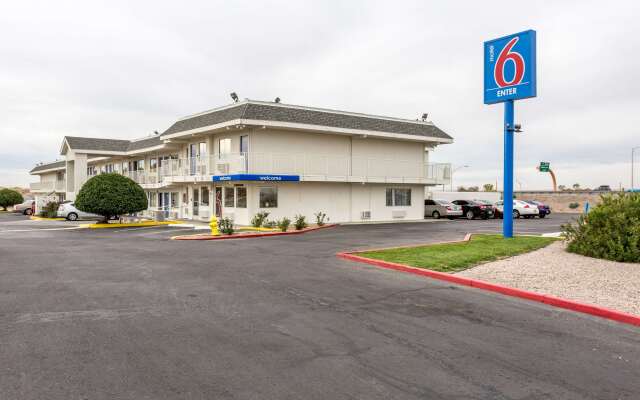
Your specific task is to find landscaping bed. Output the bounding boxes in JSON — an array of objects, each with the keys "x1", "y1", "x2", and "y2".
[
  {"x1": 459, "y1": 241, "x2": 640, "y2": 316},
  {"x1": 172, "y1": 224, "x2": 336, "y2": 240},
  {"x1": 356, "y1": 234, "x2": 557, "y2": 273}
]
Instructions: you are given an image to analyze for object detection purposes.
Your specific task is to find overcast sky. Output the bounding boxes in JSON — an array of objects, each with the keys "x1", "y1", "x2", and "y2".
[{"x1": 1, "y1": 0, "x2": 638, "y2": 190}]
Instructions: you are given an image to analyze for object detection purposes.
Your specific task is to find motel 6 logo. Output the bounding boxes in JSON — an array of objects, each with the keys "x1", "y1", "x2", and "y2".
[{"x1": 484, "y1": 30, "x2": 537, "y2": 104}]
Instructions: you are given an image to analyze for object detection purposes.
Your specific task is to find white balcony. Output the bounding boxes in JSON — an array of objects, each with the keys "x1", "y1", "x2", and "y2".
[
  {"x1": 151, "y1": 153, "x2": 451, "y2": 185},
  {"x1": 30, "y1": 180, "x2": 66, "y2": 193}
]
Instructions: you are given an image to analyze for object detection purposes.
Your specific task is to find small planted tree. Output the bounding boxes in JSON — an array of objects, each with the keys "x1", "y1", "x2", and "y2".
[
  {"x1": 75, "y1": 173, "x2": 147, "y2": 222},
  {"x1": 0, "y1": 188, "x2": 23, "y2": 211}
]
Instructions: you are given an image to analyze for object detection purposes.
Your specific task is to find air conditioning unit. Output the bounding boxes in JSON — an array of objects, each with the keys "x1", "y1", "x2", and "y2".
[
  {"x1": 361, "y1": 211, "x2": 371, "y2": 220},
  {"x1": 392, "y1": 210, "x2": 406, "y2": 219}
]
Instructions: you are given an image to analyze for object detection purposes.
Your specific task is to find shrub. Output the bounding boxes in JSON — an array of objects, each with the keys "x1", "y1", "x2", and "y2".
[
  {"x1": 568, "y1": 202, "x2": 580, "y2": 209},
  {"x1": 218, "y1": 217, "x2": 234, "y2": 235},
  {"x1": 263, "y1": 220, "x2": 276, "y2": 229},
  {"x1": 562, "y1": 193, "x2": 640, "y2": 262},
  {"x1": 0, "y1": 189, "x2": 23, "y2": 211},
  {"x1": 40, "y1": 201, "x2": 59, "y2": 218},
  {"x1": 277, "y1": 217, "x2": 291, "y2": 232},
  {"x1": 314, "y1": 211, "x2": 328, "y2": 226},
  {"x1": 294, "y1": 214, "x2": 307, "y2": 230},
  {"x1": 75, "y1": 173, "x2": 147, "y2": 222},
  {"x1": 251, "y1": 211, "x2": 269, "y2": 227}
]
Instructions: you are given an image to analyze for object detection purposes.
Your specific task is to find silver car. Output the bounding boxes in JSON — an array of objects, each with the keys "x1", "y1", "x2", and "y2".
[
  {"x1": 57, "y1": 202, "x2": 102, "y2": 221},
  {"x1": 424, "y1": 199, "x2": 463, "y2": 219},
  {"x1": 13, "y1": 199, "x2": 35, "y2": 215}
]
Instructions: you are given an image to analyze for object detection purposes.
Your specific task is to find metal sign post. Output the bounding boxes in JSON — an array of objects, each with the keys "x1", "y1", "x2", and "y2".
[{"x1": 484, "y1": 30, "x2": 537, "y2": 238}]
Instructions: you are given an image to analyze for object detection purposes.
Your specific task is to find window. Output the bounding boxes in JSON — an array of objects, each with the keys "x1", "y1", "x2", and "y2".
[
  {"x1": 201, "y1": 187, "x2": 210, "y2": 206},
  {"x1": 148, "y1": 192, "x2": 157, "y2": 207},
  {"x1": 87, "y1": 166, "x2": 97, "y2": 176},
  {"x1": 240, "y1": 135, "x2": 248, "y2": 154},
  {"x1": 236, "y1": 186, "x2": 247, "y2": 208},
  {"x1": 138, "y1": 159, "x2": 145, "y2": 171},
  {"x1": 224, "y1": 187, "x2": 235, "y2": 207},
  {"x1": 386, "y1": 188, "x2": 411, "y2": 206},
  {"x1": 219, "y1": 138, "x2": 231, "y2": 155},
  {"x1": 149, "y1": 158, "x2": 157, "y2": 172},
  {"x1": 259, "y1": 187, "x2": 277, "y2": 208},
  {"x1": 105, "y1": 163, "x2": 114, "y2": 173},
  {"x1": 199, "y1": 142, "x2": 207, "y2": 157},
  {"x1": 171, "y1": 192, "x2": 178, "y2": 208},
  {"x1": 122, "y1": 162, "x2": 129, "y2": 173},
  {"x1": 56, "y1": 171, "x2": 65, "y2": 181},
  {"x1": 424, "y1": 199, "x2": 435, "y2": 205}
]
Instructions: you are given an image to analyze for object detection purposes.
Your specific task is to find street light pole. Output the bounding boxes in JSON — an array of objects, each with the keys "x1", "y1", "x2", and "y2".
[{"x1": 450, "y1": 165, "x2": 469, "y2": 191}]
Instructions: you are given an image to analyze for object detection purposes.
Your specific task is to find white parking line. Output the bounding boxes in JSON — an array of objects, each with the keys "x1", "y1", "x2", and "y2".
[{"x1": 0, "y1": 226, "x2": 82, "y2": 233}]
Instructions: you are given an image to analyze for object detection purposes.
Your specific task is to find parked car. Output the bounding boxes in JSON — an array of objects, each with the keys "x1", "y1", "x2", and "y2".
[
  {"x1": 524, "y1": 200, "x2": 551, "y2": 218},
  {"x1": 57, "y1": 202, "x2": 102, "y2": 221},
  {"x1": 13, "y1": 200, "x2": 35, "y2": 215},
  {"x1": 451, "y1": 199, "x2": 494, "y2": 220},
  {"x1": 494, "y1": 200, "x2": 539, "y2": 219},
  {"x1": 595, "y1": 185, "x2": 611, "y2": 192},
  {"x1": 424, "y1": 199, "x2": 463, "y2": 219}
]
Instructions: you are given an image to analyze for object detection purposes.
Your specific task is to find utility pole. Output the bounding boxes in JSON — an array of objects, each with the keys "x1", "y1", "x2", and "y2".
[{"x1": 632, "y1": 147, "x2": 640, "y2": 191}]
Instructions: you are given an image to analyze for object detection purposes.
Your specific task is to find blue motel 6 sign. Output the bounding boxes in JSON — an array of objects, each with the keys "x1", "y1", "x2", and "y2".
[
  {"x1": 484, "y1": 30, "x2": 537, "y2": 104},
  {"x1": 484, "y1": 30, "x2": 537, "y2": 238}
]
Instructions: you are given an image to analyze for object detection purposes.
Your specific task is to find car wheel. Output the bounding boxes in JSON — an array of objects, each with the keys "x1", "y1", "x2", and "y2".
[
  {"x1": 67, "y1": 212, "x2": 78, "y2": 221},
  {"x1": 465, "y1": 210, "x2": 475, "y2": 220},
  {"x1": 24, "y1": 208, "x2": 33, "y2": 215},
  {"x1": 432, "y1": 211, "x2": 441, "y2": 219},
  {"x1": 513, "y1": 210, "x2": 520, "y2": 219}
]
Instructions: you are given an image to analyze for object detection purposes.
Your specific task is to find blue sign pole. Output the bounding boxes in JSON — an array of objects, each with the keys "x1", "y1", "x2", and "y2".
[
  {"x1": 503, "y1": 100, "x2": 514, "y2": 238},
  {"x1": 484, "y1": 29, "x2": 536, "y2": 239}
]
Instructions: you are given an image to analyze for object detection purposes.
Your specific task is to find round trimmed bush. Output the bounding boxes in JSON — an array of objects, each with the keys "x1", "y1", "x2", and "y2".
[
  {"x1": 562, "y1": 193, "x2": 640, "y2": 262},
  {"x1": 0, "y1": 188, "x2": 23, "y2": 211},
  {"x1": 75, "y1": 173, "x2": 147, "y2": 221}
]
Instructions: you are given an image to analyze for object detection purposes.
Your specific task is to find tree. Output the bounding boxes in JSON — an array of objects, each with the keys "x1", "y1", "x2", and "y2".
[
  {"x1": 75, "y1": 173, "x2": 147, "y2": 221},
  {"x1": 558, "y1": 184, "x2": 567, "y2": 191},
  {"x1": 572, "y1": 183, "x2": 581, "y2": 191},
  {"x1": 483, "y1": 183, "x2": 495, "y2": 192},
  {"x1": 0, "y1": 188, "x2": 23, "y2": 211},
  {"x1": 467, "y1": 186, "x2": 479, "y2": 192}
]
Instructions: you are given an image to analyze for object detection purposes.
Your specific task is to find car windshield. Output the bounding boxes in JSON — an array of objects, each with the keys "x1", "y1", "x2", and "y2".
[{"x1": 434, "y1": 200, "x2": 449, "y2": 205}]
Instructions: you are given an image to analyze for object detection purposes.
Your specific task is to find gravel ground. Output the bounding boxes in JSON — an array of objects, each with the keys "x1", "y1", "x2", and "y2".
[{"x1": 458, "y1": 241, "x2": 640, "y2": 316}]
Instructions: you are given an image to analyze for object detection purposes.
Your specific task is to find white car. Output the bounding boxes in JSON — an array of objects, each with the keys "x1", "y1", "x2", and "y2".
[
  {"x1": 494, "y1": 200, "x2": 539, "y2": 219},
  {"x1": 57, "y1": 202, "x2": 102, "y2": 221}
]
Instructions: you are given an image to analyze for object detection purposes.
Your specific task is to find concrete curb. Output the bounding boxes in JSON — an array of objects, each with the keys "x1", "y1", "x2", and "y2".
[
  {"x1": 80, "y1": 221, "x2": 180, "y2": 229},
  {"x1": 171, "y1": 224, "x2": 337, "y2": 240},
  {"x1": 336, "y1": 237, "x2": 640, "y2": 328}
]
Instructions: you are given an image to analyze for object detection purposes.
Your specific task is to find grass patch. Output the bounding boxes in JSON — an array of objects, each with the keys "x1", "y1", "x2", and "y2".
[{"x1": 358, "y1": 234, "x2": 557, "y2": 273}]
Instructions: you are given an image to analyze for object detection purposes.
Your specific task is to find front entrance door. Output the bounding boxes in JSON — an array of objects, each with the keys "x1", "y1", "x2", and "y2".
[
  {"x1": 215, "y1": 187, "x2": 222, "y2": 218},
  {"x1": 193, "y1": 187, "x2": 199, "y2": 216},
  {"x1": 189, "y1": 144, "x2": 197, "y2": 175}
]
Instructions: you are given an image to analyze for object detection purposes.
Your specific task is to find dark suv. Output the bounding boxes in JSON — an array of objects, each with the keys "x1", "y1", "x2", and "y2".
[{"x1": 452, "y1": 200, "x2": 495, "y2": 220}]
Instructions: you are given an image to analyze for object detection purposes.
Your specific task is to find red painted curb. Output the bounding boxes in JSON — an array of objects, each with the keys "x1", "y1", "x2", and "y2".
[
  {"x1": 336, "y1": 252, "x2": 640, "y2": 328},
  {"x1": 173, "y1": 224, "x2": 337, "y2": 240}
]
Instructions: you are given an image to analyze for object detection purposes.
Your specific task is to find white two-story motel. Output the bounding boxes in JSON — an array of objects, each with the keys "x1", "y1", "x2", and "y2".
[{"x1": 29, "y1": 100, "x2": 453, "y2": 224}]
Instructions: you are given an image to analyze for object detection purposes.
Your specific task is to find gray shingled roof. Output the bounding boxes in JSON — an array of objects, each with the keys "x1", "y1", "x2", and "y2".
[
  {"x1": 30, "y1": 160, "x2": 66, "y2": 174},
  {"x1": 163, "y1": 102, "x2": 452, "y2": 140},
  {"x1": 63, "y1": 135, "x2": 163, "y2": 153},
  {"x1": 65, "y1": 136, "x2": 130, "y2": 152},
  {"x1": 127, "y1": 135, "x2": 162, "y2": 151}
]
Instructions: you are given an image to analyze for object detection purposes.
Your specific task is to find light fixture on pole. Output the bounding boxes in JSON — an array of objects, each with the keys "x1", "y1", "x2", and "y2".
[{"x1": 451, "y1": 165, "x2": 469, "y2": 191}]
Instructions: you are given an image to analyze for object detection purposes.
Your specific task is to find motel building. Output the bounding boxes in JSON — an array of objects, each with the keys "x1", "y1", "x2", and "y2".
[{"x1": 29, "y1": 100, "x2": 453, "y2": 224}]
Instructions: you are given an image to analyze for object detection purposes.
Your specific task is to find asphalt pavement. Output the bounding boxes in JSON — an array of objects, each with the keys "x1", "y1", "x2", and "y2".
[{"x1": 1, "y1": 212, "x2": 638, "y2": 399}]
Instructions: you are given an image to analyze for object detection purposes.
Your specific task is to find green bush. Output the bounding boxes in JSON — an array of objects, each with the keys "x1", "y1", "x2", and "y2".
[
  {"x1": 0, "y1": 188, "x2": 23, "y2": 211},
  {"x1": 294, "y1": 214, "x2": 307, "y2": 230},
  {"x1": 251, "y1": 211, "x2": 269, "y2": 228},
  {"x1": 40, "y1": 201, "x2": 59, "y2": 218},
  {"x1": 314, "y1": 211, "x2": 328, "y2": 226},
  {"x1": 568, "y1": 202, "x2": 580, "y2": 209},
  {"x1": 562, "y1": 193, "x2": 640, "y2": 262},
  {"x1": 75, "y1": 173, "x2": 147, "y2": 222},
  {"x1": 218, "y1": 217, "x2": 234, "y2": 235},
  {"x1": 277, "y1": 217, "x2": 291, "y2": 232},
  {"x1": 263, "y1": 220, "x2": 276, "y2": 229}
]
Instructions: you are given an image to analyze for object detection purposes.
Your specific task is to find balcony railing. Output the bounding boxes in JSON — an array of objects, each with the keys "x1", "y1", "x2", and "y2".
[
  {"x1": 29, "y1": 180, "x2": 66, "y2": 192},
  {"x1": 118, "y1": 153, "x2": 451, "y2": 185}
]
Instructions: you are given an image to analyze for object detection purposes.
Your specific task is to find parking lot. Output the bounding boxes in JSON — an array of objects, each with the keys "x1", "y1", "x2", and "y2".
[{"x1": 1, "y1": 212, "x2": 639, "y2": 399}]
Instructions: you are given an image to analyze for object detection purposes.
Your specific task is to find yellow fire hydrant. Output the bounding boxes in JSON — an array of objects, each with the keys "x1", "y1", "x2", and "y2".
[{"x1": 209, "y1": 215, "x2": 220, "y2": 236}]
